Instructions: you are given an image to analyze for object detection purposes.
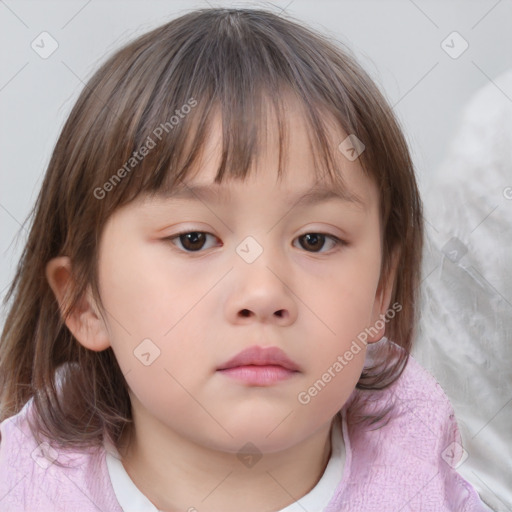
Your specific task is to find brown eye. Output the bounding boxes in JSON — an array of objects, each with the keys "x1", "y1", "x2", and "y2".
[
  {"x1": 170, "y1": 232, "x2": 217, "y2": 252},
  {"x1": 296, "y1": 233, "x2": 342, "y2": 253}
]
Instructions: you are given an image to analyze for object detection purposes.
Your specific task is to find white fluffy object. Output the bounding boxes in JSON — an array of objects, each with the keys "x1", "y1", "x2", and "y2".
[{"x1": 413, "y1": 70, "x2": 512, "y2": 511}]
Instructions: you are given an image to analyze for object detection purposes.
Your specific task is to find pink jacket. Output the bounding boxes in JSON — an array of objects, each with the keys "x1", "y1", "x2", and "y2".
[{"x1": 0, "y1": 356, "x2": 490, "y2": 511}]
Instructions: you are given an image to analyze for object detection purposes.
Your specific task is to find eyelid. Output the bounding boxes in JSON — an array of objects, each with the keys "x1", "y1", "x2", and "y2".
[
  {"x1": 165, "y1": 230, "x2": 221, "y2": 252},
  {"x1": 164, "y1": 229, "x2": 347, "y2": 254},
  {"x1": 296, "y1": 229, "x2": 345, "y2": 242},
  {"x1": 294, "y1": 232, "x2": 346, "y2": 253}
]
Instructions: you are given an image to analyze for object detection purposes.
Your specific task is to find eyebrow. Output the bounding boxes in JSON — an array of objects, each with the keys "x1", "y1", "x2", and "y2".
[{"x1": 160, "y1": 182, "x2": 366, "y2": 209}]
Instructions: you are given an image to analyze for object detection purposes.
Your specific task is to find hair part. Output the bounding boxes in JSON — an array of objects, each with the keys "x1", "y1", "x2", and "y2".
[{"x1": 0, "y1": 7, "x2": 423, "y2": 449}]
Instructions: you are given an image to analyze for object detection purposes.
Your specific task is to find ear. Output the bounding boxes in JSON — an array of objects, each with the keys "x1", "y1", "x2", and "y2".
[
  {"x1": 45, "y1": 256, "x2": 110, "y2": 351},
  {"x1": 367, "y1": 248, "x2": 400, "y2": 343}
]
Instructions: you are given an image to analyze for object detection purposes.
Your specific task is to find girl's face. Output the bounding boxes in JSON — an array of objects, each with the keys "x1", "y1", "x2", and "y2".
[{"x1": 95, "y1": 106, "x2": 393, "y2": 455}]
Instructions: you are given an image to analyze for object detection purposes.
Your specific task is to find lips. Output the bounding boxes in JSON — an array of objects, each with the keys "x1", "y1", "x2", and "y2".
[{"x1": 217, "y1": 345, "x2": 301, "y2": 372}]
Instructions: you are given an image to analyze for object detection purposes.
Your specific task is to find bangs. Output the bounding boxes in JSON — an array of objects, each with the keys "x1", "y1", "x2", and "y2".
[
  {"x1": 90, "y1": 8, "x2": 373, "y2": 212},
  {"x1": 130, "y1": 89, "x2": 361, "y2": 204}
]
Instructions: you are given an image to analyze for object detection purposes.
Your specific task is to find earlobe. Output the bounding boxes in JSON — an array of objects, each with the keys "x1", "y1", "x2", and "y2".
[{"x1": 45, "y1": 256, "x2": 111, "y2": 351}]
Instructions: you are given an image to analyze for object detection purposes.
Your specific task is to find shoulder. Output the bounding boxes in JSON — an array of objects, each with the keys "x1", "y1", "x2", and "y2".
[
  {"x1": 347, "y1": 353, "x2": 464, "y2": 472},
  {"x1": 387, "y1": 351, "x2": 456, "y2": 428},
  {"x1": 0, "y1": 401, "x2": 122, "y2": 512},
  {"x1": 347, "y1": 347, "x2": 460, "y2": 447},
  {"x1": 329, "y1": 351, "x2": 490, "y2": 511}
]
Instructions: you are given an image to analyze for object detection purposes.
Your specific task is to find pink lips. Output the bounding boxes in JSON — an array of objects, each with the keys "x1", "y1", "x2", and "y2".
[{"x1": 217, "y1": 345, "x2": 300, "y2": 386}]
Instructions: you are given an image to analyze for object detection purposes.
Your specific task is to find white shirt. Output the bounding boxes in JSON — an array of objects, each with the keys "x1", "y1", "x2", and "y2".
[{"x1": 106, "y1": 414, "x2": 345, "y2": 512}]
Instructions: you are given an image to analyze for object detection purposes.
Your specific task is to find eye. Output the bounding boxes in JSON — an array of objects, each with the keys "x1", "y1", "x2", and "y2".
[
  {"x1": 168, "y1": 231, "x2": 219, "y2": 252},
  {"x1": 294, "y1": 233, "x2": 344, "y2": 253},
  {"x1": 165, "y1": 231, "x2": 344, "y2": 254}
]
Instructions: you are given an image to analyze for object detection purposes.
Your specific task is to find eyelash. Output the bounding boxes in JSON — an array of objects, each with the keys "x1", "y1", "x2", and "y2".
[{"x1": 165, "y1": 231, "x2": 346, "y2": 254}]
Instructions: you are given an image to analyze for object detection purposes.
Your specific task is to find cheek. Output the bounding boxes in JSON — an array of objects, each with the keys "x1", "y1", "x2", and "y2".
[
  {"x1": 97, "y1": 247, "x2": 217, "y2": 400},
  {"x1": 303, "y1": 258, "x2": 380, "y2": 339},
  {"x1": 295, "y1": 250, "x2": 380, "y2": 390},
  {"x1": 98, "y1": 240, "x2": 216, "y2": 339},
  {"x1": 296, "y1": 348, "x2": 366, "y2": 419},
  {"x1": 287, "y1": 272, "x2": 378, "y2": 418},
  {"x1": 293, "y1": 304, "x2": 368, "y2": 425}
]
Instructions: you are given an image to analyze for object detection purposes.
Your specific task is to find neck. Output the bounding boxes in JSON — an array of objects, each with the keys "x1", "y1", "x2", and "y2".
[{"x1": 118, "y1": 402, "x2": 335, "y2": 512}]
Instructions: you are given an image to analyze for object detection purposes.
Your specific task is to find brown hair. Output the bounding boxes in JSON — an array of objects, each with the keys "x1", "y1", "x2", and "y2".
[{"x1": 0, "y1": 7, "x2": 423, "y2": 448}]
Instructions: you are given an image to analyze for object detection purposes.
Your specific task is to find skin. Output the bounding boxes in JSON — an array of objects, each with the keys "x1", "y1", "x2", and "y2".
[{"x1": 47, "y1": 103, "x2": 397, "y2": 512}]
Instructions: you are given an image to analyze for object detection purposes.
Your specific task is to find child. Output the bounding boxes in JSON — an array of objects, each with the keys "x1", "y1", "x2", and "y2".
[{"x1": 0, "y1": 7, "x2": 491, "y2": 512}]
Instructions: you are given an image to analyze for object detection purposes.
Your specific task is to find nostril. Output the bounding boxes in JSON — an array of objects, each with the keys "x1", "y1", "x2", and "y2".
[{"x1": 237, "y1": 309, "x2": 287, "y2": 319}]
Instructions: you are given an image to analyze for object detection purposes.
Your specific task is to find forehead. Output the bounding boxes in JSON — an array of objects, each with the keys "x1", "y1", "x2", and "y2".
[
  {"x1": 152, "y1": 99, "x2": 377, "y2": 210},
  {"x1": 156, "y1": 178, "x2": 367, "y2": 213}
]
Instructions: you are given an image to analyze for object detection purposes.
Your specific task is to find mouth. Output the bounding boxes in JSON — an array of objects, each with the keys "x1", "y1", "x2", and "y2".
[{"x1": 216, "y1": 345, "x2": 300, "y2": 386}]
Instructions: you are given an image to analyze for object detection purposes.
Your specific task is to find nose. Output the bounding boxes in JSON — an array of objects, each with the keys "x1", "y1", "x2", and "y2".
[{"x1": 225, "y1": 251, "x2": 298, "y2": 326}]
